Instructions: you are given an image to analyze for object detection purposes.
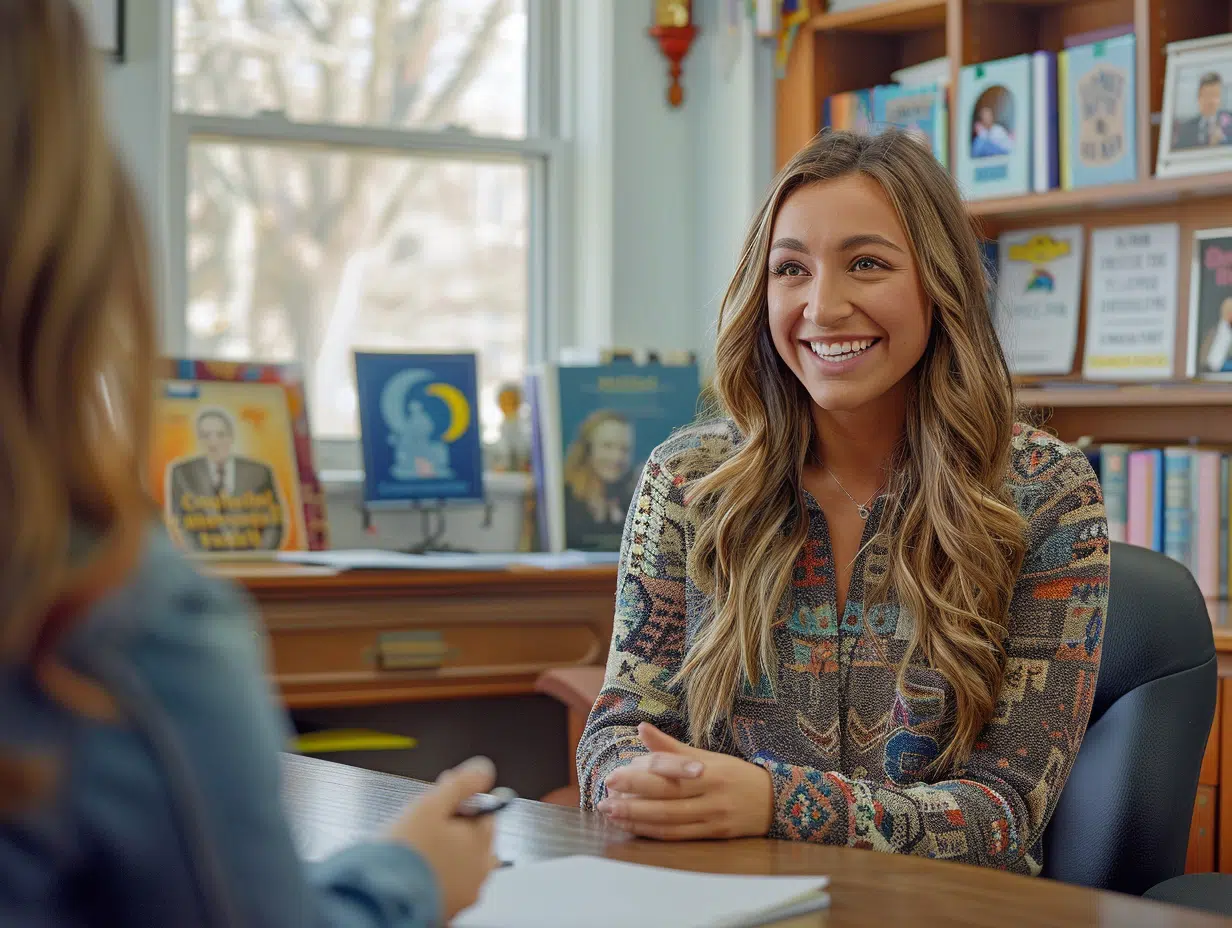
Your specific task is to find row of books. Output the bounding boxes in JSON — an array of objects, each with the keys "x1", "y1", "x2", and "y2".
[
  {"x1": 823, "y1": 32, "x2": 1139, "y2": 200},
  {"x1": 1098, "y1": 444, "x2": 1230, "y2": 599},
  {"x1": 992, "y1": 221, "x2": 1232, "y2": 383},
  {"x1": 146, "y1": 351, "x2": 704, "y2": 559},
  {"x1": 822, "y1": 81, "x2": 949, "y2": 168},
  {"x1": 957, "y1": 34, "x2": 1137, "y2": 199}
]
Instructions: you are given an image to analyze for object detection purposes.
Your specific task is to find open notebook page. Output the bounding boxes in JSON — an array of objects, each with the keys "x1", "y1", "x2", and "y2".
[{"x1": 452, "y1": 855, "x2": 830, "y2": 928}]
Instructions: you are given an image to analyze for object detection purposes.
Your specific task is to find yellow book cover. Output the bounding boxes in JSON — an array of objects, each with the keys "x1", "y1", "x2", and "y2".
[{"x1": 152, "y1": 380, "x2": 308, "y2": 556}]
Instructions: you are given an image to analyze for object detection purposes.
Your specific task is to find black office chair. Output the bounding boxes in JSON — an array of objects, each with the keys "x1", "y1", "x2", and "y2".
[{"x1": 1041, "y1": 541, "x2": 1217, "y2": 896}]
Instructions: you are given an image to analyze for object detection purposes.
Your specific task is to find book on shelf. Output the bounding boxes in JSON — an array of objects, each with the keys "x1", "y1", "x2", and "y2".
[
  {"x1": 528, "y1": 357, "x2": 701, "y2": 553},
  {"x1": 167, "y1": 358, "x2": 330, "y2": 550},
  {"x1": 821, "y1": 89, "x2": 872, "y2": 135},
  {"x1": 1031, "y1": 51, "x2": 1060, "y2": 193},
  {"x1": 353, "y1": 351, "x2": 486, "y2": 506},
  {"x1": 872, "y1": 82, "x2": 949, "y2": 167},
  {"x1": 1064, "y1": 24, "x2": 1134, "y2": 49},
  {"x1": 151, "y1": 377, "x2": 310, "y2": 558},
  {"x1": 1059, "y1": 34, "x2": 1138, "y2": 190},
  {"x1": 892, "y1": 56, "x2": 950, "y2": 89},
  {"x1": 994, "y1": 225, "x2": 1084, "y2": 375},
  {"x1": 1083, "y1": 223, "x2": 1181, "y2": 381},
  {"x1": 1095, "y1": 441, "x2": 1228, "y2": 598},
  {"x1": 1189, "y1": 228, "x2": 1232, "y2": 379},
  {"x1": 956, "y1": 54, "x2": 1037, "y2": 200}
]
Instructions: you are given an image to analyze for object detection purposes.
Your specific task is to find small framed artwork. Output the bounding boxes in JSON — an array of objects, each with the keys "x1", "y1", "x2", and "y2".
[
  {"x1": 1157, "y1": 33, "x2": 1232, "y2": 178},
  {"x1": 1187, "y1": 228, "x2": 1232, "y2": 378}
]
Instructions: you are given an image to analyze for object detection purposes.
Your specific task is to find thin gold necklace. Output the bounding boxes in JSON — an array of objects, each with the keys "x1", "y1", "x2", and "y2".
[{"x1": 826, "y1": 468, "x2": 879, "y2": 521}]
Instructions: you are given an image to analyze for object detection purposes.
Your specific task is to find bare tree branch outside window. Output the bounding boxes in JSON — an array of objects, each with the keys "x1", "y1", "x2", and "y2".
[{"x1": 174, "y1": 0, "x2": 530, "y2": 442}]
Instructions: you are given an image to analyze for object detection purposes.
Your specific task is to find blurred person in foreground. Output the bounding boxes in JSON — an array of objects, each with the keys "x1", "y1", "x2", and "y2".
[{"x1": 0, "y1": 3, "x2": 496, "y2": 925}]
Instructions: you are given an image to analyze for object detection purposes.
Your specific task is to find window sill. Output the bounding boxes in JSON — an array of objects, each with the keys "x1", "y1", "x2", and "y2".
[{"x1": 319, "y1": 469, "x2": 534, "y2": 501}]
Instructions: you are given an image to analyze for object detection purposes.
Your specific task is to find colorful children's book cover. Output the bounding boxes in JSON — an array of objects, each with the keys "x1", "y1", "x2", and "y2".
[
  {"x1": 873, "y1": 83, "x2": 949, "y2": 167},
  {"x1": 994, "y1": 226, "x2": 1085, "y2": 375},
  {"x1": 1187, "y1": 228, "x2": 1232, "y2": 379},
  {"x1": 822, "y1": 89, "x2": 872, "y2": 134},
  {"x1": 1059, "y1": 34, "x2": 1138, "y2": 189},
  {"x1": 152, "y1": 380, "x2": 307, "y2": 556},
  {"x1": 956, "y1": 54, "x2": 1033, "y2": 200},
  {"x1": 166, "y1": 358, "x2": 329, "y2": 549},
  {"x1": 531, "y1": 359, "x2": 701, "y2": 552},
  {"x1": 353, "y1": 352, "x2": 484, "y2": 505}
]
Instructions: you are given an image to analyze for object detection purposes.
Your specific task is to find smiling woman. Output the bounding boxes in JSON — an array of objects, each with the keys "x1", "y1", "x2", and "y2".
[{"x1": 577, "y1": 129, "x2": 1109, "y2": 874}]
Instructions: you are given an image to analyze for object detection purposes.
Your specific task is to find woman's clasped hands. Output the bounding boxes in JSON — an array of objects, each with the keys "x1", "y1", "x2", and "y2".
[{"x1": 596, "y1": 722, "x2": 775, "y2": 840}]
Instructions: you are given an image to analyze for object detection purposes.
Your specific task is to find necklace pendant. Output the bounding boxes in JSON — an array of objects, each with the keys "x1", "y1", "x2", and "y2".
[{"x1": 857, "y1": 504, "x2": 870, "y2": 520}]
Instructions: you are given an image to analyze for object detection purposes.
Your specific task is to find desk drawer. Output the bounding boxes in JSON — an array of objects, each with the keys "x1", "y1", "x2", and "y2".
[
  {"x1": 251, "y1": 577, "x2": 615, "y2": 708},
  {"x1": 269, "y1": 622, "x2": 602, "y2": 678}
]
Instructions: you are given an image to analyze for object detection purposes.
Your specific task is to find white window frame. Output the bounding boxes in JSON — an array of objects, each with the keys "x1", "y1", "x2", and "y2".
[{"x1": 165, "y1": 0, "x2": 570, "y2": 473}]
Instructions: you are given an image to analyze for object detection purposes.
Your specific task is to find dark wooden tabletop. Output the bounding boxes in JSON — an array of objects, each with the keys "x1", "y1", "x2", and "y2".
[{"x1": 282, "y1": 754, "x2": 1230, "y2": 927}]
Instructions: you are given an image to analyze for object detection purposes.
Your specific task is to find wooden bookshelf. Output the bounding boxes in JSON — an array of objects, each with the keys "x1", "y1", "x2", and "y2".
[
  {"x1": 970, "y1": 172, "x2": 1232, "y2": 221},
  {"x1": 811, "y1": 0, "x2": 946, "y2": 33},
  {"x1": 1017, "y1": 385, "x2": 1232, "y2": 408}
]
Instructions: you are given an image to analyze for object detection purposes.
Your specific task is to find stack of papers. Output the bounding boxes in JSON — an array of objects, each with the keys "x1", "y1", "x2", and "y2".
[{"x1": 453, "y1": 856, "x2": 830, "y2": 928}]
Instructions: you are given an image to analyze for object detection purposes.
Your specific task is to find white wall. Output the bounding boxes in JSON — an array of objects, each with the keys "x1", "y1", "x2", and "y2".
[{"x1": 569, "y1": 0, "x2": 776, "y2": 371}]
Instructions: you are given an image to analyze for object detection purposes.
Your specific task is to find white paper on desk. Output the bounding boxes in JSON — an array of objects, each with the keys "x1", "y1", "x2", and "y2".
[
  {"x1": 451, "y1": 856, "x2": 830, "y2": 928},
  {"x1": 275, "y1": 549, "x2": 620, "y2": 571}
]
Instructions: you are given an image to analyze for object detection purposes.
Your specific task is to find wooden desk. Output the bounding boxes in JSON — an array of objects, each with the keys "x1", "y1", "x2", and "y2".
[
  {"x1": 219, "y1": 564, "x2": 618, "y2": 708},
  {"x1": 282, "y1": 754, "x2": 1228, "y2": 927}
]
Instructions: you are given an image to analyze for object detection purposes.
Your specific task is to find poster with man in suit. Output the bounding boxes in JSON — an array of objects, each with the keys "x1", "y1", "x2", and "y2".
[{"x1": 152, "y1": 380, "x2": 307, "y2": 555}]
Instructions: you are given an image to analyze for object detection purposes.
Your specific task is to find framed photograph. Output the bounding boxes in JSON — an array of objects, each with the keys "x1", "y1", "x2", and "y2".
[
  {"x1": 1157, "y1": 33, "x2": 1232, "y2": 178},
  {"x1": 1187, "y1": 227, "x2": 1232, "y2": 379}
]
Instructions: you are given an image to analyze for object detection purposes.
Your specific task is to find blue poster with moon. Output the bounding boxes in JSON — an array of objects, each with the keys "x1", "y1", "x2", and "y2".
[{"x1": 354, "y1": 351, "x2": 484, "y2": 504}]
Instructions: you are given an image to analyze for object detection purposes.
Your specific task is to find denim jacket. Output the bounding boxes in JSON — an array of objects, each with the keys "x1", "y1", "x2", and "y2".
[{"x1": 0, "y1": 527, "x2": 441, "y2": 927}]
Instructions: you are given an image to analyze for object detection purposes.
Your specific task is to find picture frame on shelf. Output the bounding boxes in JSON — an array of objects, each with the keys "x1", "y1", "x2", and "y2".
[
  {"x1": 1187, "y1": 227, "x2": 1232, "y2": 379},
  {"x1": 1156, "y1": 33, "x2": 1232, "y2": 179}
]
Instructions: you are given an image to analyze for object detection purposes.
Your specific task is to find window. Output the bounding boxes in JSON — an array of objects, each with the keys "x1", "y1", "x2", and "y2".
[{"x1": 171, "y1": 0, "x2": 560, "y2": 447}]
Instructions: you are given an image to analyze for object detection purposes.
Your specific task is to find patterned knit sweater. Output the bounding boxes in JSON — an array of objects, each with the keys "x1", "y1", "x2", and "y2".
[{"x1": 577, "y1": 421, "x2": 1109, "y2": 873}]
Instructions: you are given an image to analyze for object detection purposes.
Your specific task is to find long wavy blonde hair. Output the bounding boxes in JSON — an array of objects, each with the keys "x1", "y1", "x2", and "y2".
[
  {"x1": 0, "y1": 0, "x2": 155, "y2": 667},
  {"x1": 679, "y1": 130, "x2": 1027, "y2": 772}
]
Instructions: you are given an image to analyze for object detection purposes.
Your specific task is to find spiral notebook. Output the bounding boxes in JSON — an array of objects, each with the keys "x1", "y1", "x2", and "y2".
[{"x1": 452, "y1": 856, "x2": 830, "y2": 928}]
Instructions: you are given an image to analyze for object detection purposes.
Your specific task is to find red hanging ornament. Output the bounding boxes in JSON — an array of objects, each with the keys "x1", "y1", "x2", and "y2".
[{"x1": 649, "y1": 1, "x2": 698, "y2": 108}]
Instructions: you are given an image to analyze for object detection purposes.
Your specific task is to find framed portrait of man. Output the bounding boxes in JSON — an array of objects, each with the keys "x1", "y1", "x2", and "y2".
[{"x1": 1157, "y1": 33, "x2": 1232, "y2": 178}]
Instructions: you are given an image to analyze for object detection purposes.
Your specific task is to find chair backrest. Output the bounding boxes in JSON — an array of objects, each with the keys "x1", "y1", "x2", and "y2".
[{"x1": 1042, "y1": 542, "x2": 1217, "y2": 894}]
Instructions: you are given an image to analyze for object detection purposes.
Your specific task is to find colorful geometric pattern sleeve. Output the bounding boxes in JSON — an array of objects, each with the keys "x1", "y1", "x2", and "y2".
[
  {"x1": 755, "y1": 448, "x2": 1108, "y2": 873},
  {"x1": 576, "y1": 452, "x2": 693, "y2": 810}
]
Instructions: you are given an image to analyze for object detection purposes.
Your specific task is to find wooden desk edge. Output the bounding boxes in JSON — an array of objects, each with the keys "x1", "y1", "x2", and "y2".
[{"x1": 209, "y1": 563, "x2": 620, "y2": 599}]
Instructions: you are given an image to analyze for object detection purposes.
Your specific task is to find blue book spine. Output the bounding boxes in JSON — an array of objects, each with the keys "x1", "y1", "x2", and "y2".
[
  {"x1": 1099, "y1": 444, "x2": 1129, "y2": 543},
  {"x1": 1163, "y1": 447, "x2": 1189, "y2": 562},
  {"x1": 1032, "y1": 51, "x2": 1060, "y2": 192}
]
